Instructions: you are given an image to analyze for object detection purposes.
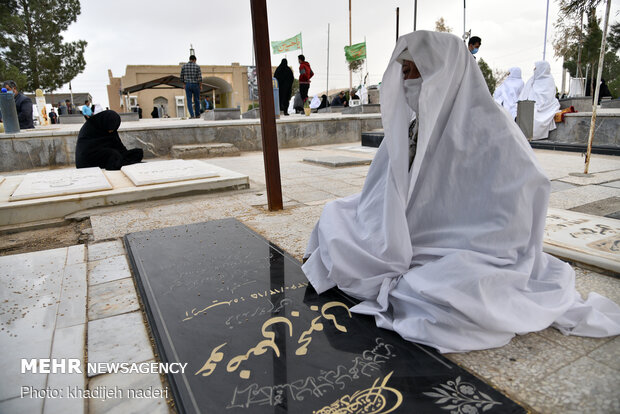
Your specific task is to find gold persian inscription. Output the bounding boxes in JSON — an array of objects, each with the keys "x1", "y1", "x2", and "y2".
[
  {"x1": 182, "y1": 282, "x2": 308, "y2": 322},
  {"x1": 195, "y1": 343, "x2": 227, "y2": 376},
  {"x1": 194, "y1": 301, "x2": 353, "y2": 379},
  {"x1": 313, "y1": 371, "x2": 403, "y2": 414}
]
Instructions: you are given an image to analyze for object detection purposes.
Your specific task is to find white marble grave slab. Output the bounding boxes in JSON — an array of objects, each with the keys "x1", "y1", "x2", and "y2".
[
  {"x1": 544, "y1": 208, "x2": 620, "y2": 273},
  {"x1": 121, "y1": 159, "x2": 219, "y2": 186},
  {"x1": 10, "y1": 167, "x2": 112, "y2": 201}
]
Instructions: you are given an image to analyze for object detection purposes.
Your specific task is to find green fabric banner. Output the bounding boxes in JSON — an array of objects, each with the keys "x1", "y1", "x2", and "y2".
[
  {"x1": 271, "y1": 33, "x2": 302, "y2": 54},
  {"x1": 344, "y1": 42, "x2": 367, "y2": 62}
]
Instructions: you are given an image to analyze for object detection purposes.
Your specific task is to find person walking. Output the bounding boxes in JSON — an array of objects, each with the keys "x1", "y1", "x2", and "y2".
[
  {"x1": 180, "y1": 54, "x2": 202, "y2": 118},
  {"x1": 274, "y1": 58, "x2": 294, "y2": 115},
  {"x1": 298, "y1": 54, "x2": 313, "y2": 103}
]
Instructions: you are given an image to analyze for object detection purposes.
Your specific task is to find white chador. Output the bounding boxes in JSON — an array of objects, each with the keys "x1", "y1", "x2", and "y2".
[
  {"x1": 302, "y1": 31, "x2": 620, "y2": 353},
  {"x1": 518, "y1": 61, "x2": 561, "y2": 140},
  {"x1": 493, "y1": 67, "x2": 524, "y2": 119}
]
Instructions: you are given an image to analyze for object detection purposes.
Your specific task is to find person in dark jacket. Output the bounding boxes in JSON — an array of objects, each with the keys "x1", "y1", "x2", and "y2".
[
  {"x1": 317, "y1": 94, "x2": 329, "y2": 110},
  {"x1": 2, "y1": 80, "x2": 34, "y2": 129},
  {"x1": 75, "y1": 110, "x2": 143, "y2": 170},
  {"x1": 151, "y1": 107, "x2": 159, "y2": 118},
  {"x1": 274, "y1": 58, "x2": 294, "y2": 115}
]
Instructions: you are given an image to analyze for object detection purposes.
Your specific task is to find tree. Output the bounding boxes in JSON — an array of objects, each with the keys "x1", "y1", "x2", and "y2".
[
  {"x1": 348, "y1": 59, "x2": 365, "y2": 88},
  {"x1": 0, "y1": 61, "x2": 28, "y2": 88},
  {"x1": 607, "y1": 22, "x2": 620, "y2": 52},
  {"x1": 478, "y1": 59, "x2": 496, "y2": 94},
  {"x1": 0, "y1": 0, "x2": 87, "y2": 92},
  {"x1": 435, "y1": 17, "x2": 452, "y2": 33}
]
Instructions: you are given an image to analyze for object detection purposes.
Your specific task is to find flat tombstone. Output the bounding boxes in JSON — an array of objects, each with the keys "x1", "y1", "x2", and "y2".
[
  {"x1": 125, "y1": 218, "x2": 526, "y2": 414},
  {"x1": 10, "y1": 167, "x2": 112, "y2": 201},
  {"x1": 121, "y1": 160, "x2": 219, "y2": 186}
]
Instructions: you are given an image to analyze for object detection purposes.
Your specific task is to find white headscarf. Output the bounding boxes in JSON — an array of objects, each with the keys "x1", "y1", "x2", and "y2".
[
  {"x1": 302, "y1": 31, "x2": 620, "y2": 353},
  {"x1": 493, "y1": 67, "x2": 524, "y2": 119},
  {"x1": 309, "y1": 95, "x2": 321, "y2": 109},
  {"x1": 518, "y1": 61, "x2": 560, "y2": 140}
]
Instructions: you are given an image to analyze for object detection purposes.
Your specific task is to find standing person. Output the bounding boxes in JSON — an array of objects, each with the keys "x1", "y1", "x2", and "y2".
[
  {"x1": 180, "y1": 55, "x2": 202, "y2": 118},
  {"x1": 468, "y1": 36, "x2": 481, "y2": 56},
  {"x1": 493, "y1": 67, "x2": 524, "y2": 119},
  {"x1": 1, "y1": 80, "x2": 34, "y2": 129},
  {"x1": 302, "y1": 31, "x2": 620, "y2": 353},
  {"x1": 81, "y1": 99, "x2": 93, "y2": 119},
  {"x1": 57, "y1": 102, "x2": 67, "y2": 115},
  {"x1": 65, "y1": 99, "x2": 73, "y2": 114},
  {"x1": 151, "y1": 106, "x2": 159, "y2": 118},
  {"x1": 518, "y1": 61, "x2": 560, "y2": 140},
  {"x1": 136, "y1": 104, "x2": 142, "y2": 119},
  {"x1": 49, "y1": 108, "x2": 58, "y2": 124},
  {"x1": 274, "y1": 58, "x2": 294, "y2": 116},
  {"x1": 298, "y1": 54, "x2": 313, "y2": 103}
]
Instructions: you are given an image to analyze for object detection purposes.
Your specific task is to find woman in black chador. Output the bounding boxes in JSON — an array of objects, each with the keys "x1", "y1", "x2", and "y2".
[
  {"x1": 75, "y1": 110, "x2": 143, "y2": 170},
  {"x1": 273, "y1": 58, "x2": 294, "y2": 115}
]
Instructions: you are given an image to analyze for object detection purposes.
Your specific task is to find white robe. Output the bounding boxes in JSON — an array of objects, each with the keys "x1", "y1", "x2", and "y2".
[
  {"x1": 518, "y1": 61, "x2": 560, "y2": 140},
  {"x1": 493, "y1": 67, "x2": 524, "y2": 119},
  {"x1": 302, "y1": 31, "x2": 620, "y2": 353}
]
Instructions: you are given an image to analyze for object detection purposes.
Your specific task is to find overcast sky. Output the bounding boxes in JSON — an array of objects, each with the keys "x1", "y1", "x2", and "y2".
[{"x1": 61, "y1": 0, "x2": 619, "y2": 108}]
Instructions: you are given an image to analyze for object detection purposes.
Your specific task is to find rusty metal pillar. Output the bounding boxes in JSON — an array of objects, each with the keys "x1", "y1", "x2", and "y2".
[{"x1": 250, "y1": 0, "x2": 283, "y2": 211}]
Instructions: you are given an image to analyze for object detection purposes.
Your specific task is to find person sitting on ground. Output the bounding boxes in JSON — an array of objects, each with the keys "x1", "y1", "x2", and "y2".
[
  {"x1": 310, "y1": 95, "x2": 321, "y2": 112},
  {"x1": 151, "y1": 106, "x2": 159, "y2": 118},
  {"x1": 331, "y1": 91, "x2": 347, "y2": 107},
  {"x1": 302, "y1": 30, "x2": 620, "y2": 354},
  {"x1": 518, "y1": 61, "x2": 560, "y2": 140},
  {"x1": 493, "y1": 67, "x2": 524, "y2": 119},
  {"x1": 317, "y1": 94, "x2": 329, "y2": 110},
  {"x1": 75, "y1": 110, "x2": 143, "y2": 170},
  {"x1": 293, "y1": 92, "x2": 304, "y2": 114}
]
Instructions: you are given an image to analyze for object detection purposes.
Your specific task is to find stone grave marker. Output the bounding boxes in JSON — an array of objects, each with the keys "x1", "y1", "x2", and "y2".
[
  {"x1": 303, "y1": 156, "x2": 372, "y2": 168},
  {"x1": 10, "y1": 167, "x2": 112, "y2": 201},
  {"x1": 121, "y1": 160, "x2": 219, "y2": 186},
  {"x1": 125, "y1": 218, "x2": 525, "y2": 414}
]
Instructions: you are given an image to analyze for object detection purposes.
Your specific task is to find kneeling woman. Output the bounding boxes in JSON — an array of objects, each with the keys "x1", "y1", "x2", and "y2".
[{"x1": 75, "y1": 110, "x2": 143, "y2": 170}]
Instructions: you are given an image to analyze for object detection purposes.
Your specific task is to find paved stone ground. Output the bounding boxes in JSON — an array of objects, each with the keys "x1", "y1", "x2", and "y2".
[{"x1": 0, "y1": 143, "x2": 618, "y2": 413}]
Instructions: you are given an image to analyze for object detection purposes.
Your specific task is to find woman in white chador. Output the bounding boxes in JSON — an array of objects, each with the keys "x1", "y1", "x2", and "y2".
[
  {"x1": 302, "y1": 31, "x2": 620, "y2": 353},
  {"x1": 518, "y1": 61, "x2": 561, "y2": 140},
  {"x1": 493, "y1": 67, "x2": 524, "y2": 119}
]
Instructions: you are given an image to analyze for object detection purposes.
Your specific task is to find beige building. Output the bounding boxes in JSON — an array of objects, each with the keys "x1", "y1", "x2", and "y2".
[{"x1": 107, "y1": 62, "x2": 272, "y2": 118}]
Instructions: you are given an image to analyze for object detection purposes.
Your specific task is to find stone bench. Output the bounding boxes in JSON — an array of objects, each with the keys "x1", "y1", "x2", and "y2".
[
  {"x1": 202, "y1": 108, "x2": 241, "y2": 121},
  {"x1": 317, "y1": 106, "x2": 346, "y2": 113},
  {"x1": 170, "y1": 143, "x2": 240, "y2": 159},
  {"x1": 342, "y1": 104, "x2": 381, "y2": 114},
  {"x1": 548, "y1": 112, "x2": 620, "y2": 146}
]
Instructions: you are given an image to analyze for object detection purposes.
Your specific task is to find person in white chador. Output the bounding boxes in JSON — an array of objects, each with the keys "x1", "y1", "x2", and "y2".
[
  {"x1": 518, "y1": 61, "x2": 561, "y2": 140},
  {"x1": 493, "y1": 67, "x2": 524, "y2": 119},
  {"x1": 302, "y1": 31, "x2": 620, "y2": 353}
]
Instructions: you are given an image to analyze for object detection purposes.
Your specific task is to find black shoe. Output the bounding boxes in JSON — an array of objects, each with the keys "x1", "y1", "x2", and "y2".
[{"x1": 284, "y1": 111, "x2": 289, "y2": 116}]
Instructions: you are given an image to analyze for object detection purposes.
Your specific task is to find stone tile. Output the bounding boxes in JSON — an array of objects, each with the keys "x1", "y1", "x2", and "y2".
[
  {"x1": 87, "y1": 312, "x2": 154, "y2": 377},
  {"x1": 87, "y1": 255, "x2": 131, "y2": 286},
  {"x1": 87, "y1": 367, "x2": 169, "y2": 414},
  {"x1": 569, "y1": 196, "x2": 620, "y2": 217},
  {"x1": 87, "y1": 240, "x2": 125, "y2": 262},
  {"x1": 533, "y1": 356, "x2": 620, "y2": 414},
  {"x1": 558, "y1": 169, "x2": 620, "y2": 186},
  {"x1": 284, "y1": 189, "x2": 335, "y2": 204},
  {"x1": 605, "y1": 210, "x2": 620, "y2": 220},
  {"x1": 90, "y1": 210, "x2": 150, "y2": 241},
  {"x1": 548, "y1": 184, "x2": 620, "y2": 210},
  {"x1": 10, "y1": 167, "x2": 112, "y2": 201},
  {"x1": 88, "y1": 278, "x2": 139, "y2": 321},
  {"x1": 574, "y1": 267, "x2": 620, "y2": 304},
  {"x1": 56, "y1": 263, "x2": 87, "y2": 329},
  {"x1": 65, "y1": 244, "x2": 86, "y2": 265},
  {"x1": 588, "y1": 336, "x2": 620, "y2": 370},
  {"x1": 0, "y1": 248, "x2": 67, "y2": 401},
  {"x1": 550, "y1": 180, "x2": 578, "y2": 193},
  {"x1": 0, "y1": 395, "x2": 44, "y2": 414},
  {"x1": 536, "y1": 326, "x2": 613, "y2": 355},
  {"x1": 121, "y1": 159, "x2": 218, "y2": 186},
  {"x1": 303, "y1": 155, "x2": 372, "y2": 167},
  {"x1": 44, "y1": 324, "x2": 86, "y2": 414},
  {"x1": 602, "y1": 180, "x2": 620, "y2": 189},
  {"x1": 445, "y1": 332, "x2": 581, "y2": 391}
]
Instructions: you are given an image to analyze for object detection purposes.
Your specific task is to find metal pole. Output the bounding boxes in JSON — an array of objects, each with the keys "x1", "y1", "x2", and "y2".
[
  {"x1": 463, "y1": 0, "x2": 466, "y2": 41},
  {"x1": 349, "y1": 0, "x2": 352, "y2": 97},
  {"x1": 543, "y1": 0, "x2": 550, "y2": 60},
  {"x1": 396, "y1": 7, "x2": 400, "y2": 41},
  {"x1": 326, "y1": 23, "x2": 330, "y2": 97},
  {"x1": 584, "y1": 0, "x2": 611, "y2": 174},
  {"x1": 413, "y1": 0, "x2": 417, "y2": 31},
  {"x1": 250, "y1": 0, "x2": 283, "y2": 211}
]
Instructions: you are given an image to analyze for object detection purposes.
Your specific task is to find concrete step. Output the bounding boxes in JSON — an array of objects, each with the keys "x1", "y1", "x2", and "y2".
[{"x1": 171, "y1": 143, "x2": 240, "y2": 159}]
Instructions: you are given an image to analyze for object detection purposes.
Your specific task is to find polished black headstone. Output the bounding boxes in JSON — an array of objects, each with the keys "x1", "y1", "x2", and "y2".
[{"x1": 125, "y1": 219, "x2": 526, "y2": 414}]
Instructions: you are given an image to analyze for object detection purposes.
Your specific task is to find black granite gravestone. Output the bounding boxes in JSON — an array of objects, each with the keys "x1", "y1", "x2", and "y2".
[{"x1": 125, "y1": 219, "x2": 526, "y2": 414}]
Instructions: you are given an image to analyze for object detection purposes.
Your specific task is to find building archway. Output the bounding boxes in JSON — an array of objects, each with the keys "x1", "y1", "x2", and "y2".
[
  {"x1": 203, "y1": 77, "x2": 233, "y2": 108},
  {"x1": 153, "y1": 96, "x2": 169, "y2": 118}
]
